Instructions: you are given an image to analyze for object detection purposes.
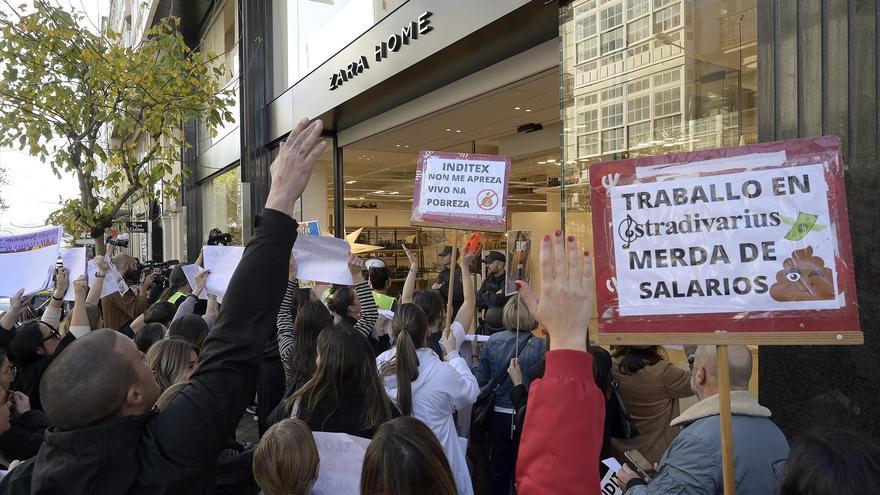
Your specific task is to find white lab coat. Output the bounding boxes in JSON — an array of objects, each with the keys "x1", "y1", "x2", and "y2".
[{"x1": 377, "y1": 343, "x2": 479, "y2": 495}]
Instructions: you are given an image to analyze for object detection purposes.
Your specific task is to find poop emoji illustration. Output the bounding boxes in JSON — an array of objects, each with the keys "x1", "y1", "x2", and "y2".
[{"x1": 769, "y1": 246, "x2": 835, "y2": 302}]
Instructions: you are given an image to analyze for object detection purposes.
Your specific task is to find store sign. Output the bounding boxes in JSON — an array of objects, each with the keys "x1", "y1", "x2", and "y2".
[
  {"x1": 329, "y1": 11, "x2": 433, "y2": 91},
  {"x1": 410, "y1": 150, "x2": 510, "y2": 232},
  {"x1": 589, "y1": 136, "x2": 861, "y2": 342},
  {"x1": 127, "y1": 221, "x2": 148, "y2": 233}
]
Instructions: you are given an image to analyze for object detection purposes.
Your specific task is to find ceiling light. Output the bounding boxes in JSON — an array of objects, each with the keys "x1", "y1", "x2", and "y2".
[
  {"x1": 389, "y1": 191, "x2": 399, "y2": 195},
  {"x1": 374, "y1": 190, "x2": 385, "y2": 194},
  {"x1": 537, "y1": 161, "x2": 546, "y2": 164},
  {"x1": 345, "y1": 180, "x2": 357, "y2": 184},
  {"x1": 547, "y1": 159, "x2": 557, "y2": 163},
  {"x1": 525, "y1": 109, "x2": 532, "y2": 112},
  {"x1": 514, "y1": 107, "x2": 521, "y2": 110},
  {"x1": 395, "y1": 144, "x2": 401, "y2": 147},
  {"x1": 445, "y1": 128, "x2": 452, "y2": 131},
  {"x1": 455, "y1": 130, "x2": 461, "y2": 133},
  {"x1": 404, "y1": 145, "x2": 410, "y2": 148}
]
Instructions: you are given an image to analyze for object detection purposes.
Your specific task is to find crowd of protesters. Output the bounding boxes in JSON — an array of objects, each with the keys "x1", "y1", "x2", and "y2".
[{"x1": 0, "y1": 118, "x2": 876, "y2": 495}]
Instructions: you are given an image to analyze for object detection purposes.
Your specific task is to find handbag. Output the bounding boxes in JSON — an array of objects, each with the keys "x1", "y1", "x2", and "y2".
[
  {"x1": 608, "y1": 380, "x2": 639, "y2": 439},
  {"x1": 471, "y1": 334, "x2": 533, "y2": 430}
]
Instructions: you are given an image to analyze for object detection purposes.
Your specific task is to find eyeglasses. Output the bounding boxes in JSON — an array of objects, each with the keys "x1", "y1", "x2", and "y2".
[
  {"x1": 40, "y1": 324, "x2": 61, "y2": 345},
  {"x1": 1, "y1": 365, "x2": 15, "y2": 378}
]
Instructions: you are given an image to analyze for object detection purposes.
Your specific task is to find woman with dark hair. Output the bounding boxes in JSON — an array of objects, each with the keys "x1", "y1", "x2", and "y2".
[
  {"x1": 778, "y1": 428, "x2": 880, "y2": 495},
  {"x1": 376, "y1": 251, "x2": 479, "y2": 495},
  {"x1": 609, "y1": 345, "x2": 693, "y2": 465},
  {"x1": 158, "y1": 266, "x2": 193, "y2": 306},
  {"x1": 0, "y1": 348, "x2": 50, "y2": 462},
  {"x1": 361, "y1": 416, "x2": 457, "y2": 495},
  {"x1": 284, "y1": 323, "x2": 397, "y2": 439},
  {"x1": 367, "y1": 263, "x2": 397, "y2": 311},
  {"x1": 134, "y1": 322, "x2": 165, "y2": 354},
  {"x1": 324, "y1": 255, "x2": 379, "y2": 343},
  {"x1": 276, "y1": 258, "x2": 320, "y2": 388},
  {"x1": 169, "y1": 315, "x2": 210, "y2": 352}
]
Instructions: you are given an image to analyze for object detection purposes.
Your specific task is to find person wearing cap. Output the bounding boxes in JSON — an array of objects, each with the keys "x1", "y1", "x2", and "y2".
[
  {"x1": 431, "y1": 245, "x2": 464, "y2": 318},
  {"x1": 366, "y1": 259, "x2": 397, "y2": 311},
  {"x1": 476, "y1": 251, "x2": 508, "y2": 313}
]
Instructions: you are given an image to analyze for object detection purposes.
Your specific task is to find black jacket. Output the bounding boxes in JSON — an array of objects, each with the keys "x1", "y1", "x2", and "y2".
[
  {"x1": 12, "y1": 332, "x2": 76, "y2": 412},
  {"x1": 0, "y1": 209, "x2": 298, "y2": 495},
  {"x1": 0, "y1": 410, "x2": 50, "y2": 462},
  {"x1": 435, "y1": 266, "x2": 464, "y2": 316},
  {"x1": 475, "y1": 273, "x2": 508, "y2": 310},
  {"x1": 294, "y1": 382, "x2": 400, "y2": 440}
]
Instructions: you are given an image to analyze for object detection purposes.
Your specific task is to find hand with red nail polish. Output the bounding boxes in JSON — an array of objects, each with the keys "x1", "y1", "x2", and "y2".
[{"x1": 516, "y1": 232, "x2": 593, "y2": 352}]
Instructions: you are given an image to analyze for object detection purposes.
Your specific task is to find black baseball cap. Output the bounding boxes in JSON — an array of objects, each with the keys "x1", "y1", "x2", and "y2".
[
  {"x1": 482, "y1": 251, "x2": 506, "y2": 264},
  {"x1": 438, "y1": 245, "x2": 453, "y2": 257}
]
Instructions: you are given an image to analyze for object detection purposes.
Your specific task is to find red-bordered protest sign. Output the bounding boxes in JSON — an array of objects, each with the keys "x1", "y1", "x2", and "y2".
[
  {"x1": 411, "y1": 151, "x2": 511, "y2": 232},
  {"x1": 589, "y1": 136, "x2": 861, "y2": 345}
]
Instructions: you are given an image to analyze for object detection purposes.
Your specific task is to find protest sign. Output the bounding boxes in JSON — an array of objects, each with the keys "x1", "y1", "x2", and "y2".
[
  {"x1": 60, "y1": 247, "x2": 87, "y2": 301},
  {"x1": 590, "y1": 136, "x2": 860, "y2": 344},
  {"x1": 505, "y1": 230, "x2": 532, "y2": 296},
  {"x1": 293, "y1": 235, "x2": 354, "y2": 285},
  {"x1": 311, "y1": 431, "x2": 371, "y2": 495},
  {"x1": 87, "y1": 258, "x2": 129, "y2": 299},
  {"x1": 411, "y1": 151, "x2": 510, "y2": 232},
  {"x1": 180, "y1": 264, "x2": 207, "y2": 300},
  {"x1": 0, "y1": 227, "x2": 62, "y2": 297},
  {"x1": 599, "y1": 458, "x2": 625, "y2": 495},
  {"x1": 203, "y1": 246, "x2": 245, "y2": 298},
  {"x1": 297, "y1": 220, "x2": 321, "y2": 236}
]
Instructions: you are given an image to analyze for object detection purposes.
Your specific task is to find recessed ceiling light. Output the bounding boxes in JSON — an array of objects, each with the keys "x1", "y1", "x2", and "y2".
[
  {"x1": 525, "y1": 109, "x2": 532, "y2": 112},
  {"x1": 514, "y1": 107, "x2": 521, "y2": 110},
  {"x1": 404, "y1": 145, "x2": 410, "y2": 148},
  {"x1": 455, "y1": 130, "x2": 461, "y2": 133},
  {"x1": 389, "y1": 191, "x2": 399, "y2": 195},
  {"x1": 445, "y1": 128, "x2": 452, "y2": 132},
  {"x1": 537, "y1": 161, "x2": 546, "y2": 164},
  {"x1": 345, "y1": 180, "x2": 357, "y2": 184},
  {"x1": 374, "y1": 190, "x2": 385, "y2": 194},
  {"x1": 395, "y1": 144, "x2": 401, "y2": 147}
]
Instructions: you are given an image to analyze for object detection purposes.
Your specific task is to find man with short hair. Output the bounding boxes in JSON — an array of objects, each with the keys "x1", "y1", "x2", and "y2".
[
  {"x1": 100, "y1": 253, "x2": 156, "y2": 332},
  {"x1": 617, "y1": 345, "x2": 789, "y2": 494},
  {"x1": 0, "y1": 117, "x2": 326, "y2": 494},
  {"x1": 476, "y1": 251, "x2": 508, "y2": 312}
]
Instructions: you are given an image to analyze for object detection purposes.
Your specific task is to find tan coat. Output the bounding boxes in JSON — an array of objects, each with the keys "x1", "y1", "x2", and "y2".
[{"x1": 610, "y1": 358, "x2": 693, "y2": 465}]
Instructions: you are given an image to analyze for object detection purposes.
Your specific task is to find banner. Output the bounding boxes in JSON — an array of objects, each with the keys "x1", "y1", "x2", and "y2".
[
  {"x1": 589, "y1": 137, "x2": 860, "y2": 341},
  {"x1": 411, "y1": 151, "x2": 510, "y2": 232},
  {"x1": 0, "y1": 226, "x2": 62, "y2": 297}
]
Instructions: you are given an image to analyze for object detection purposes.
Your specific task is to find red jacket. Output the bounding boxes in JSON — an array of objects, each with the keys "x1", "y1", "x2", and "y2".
[{"x1": 516, "y1": 350, "x2": 605, "y2": 495}]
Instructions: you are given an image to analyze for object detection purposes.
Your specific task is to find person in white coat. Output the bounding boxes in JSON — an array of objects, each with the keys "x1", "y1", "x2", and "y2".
[{"x1": 377, "y1": 250, "x2": 479, "y2": 495}]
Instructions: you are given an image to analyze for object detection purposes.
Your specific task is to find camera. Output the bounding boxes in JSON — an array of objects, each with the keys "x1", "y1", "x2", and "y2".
[
  {"x1": 207, "y1": 228, "x2": 233, "y2": 246},
  {"x1": 106, "y1": 233, "x2": 130, "y2": 248},
  {"x1": 139, "y1": 260, "x2": 179, "y2": 290}
]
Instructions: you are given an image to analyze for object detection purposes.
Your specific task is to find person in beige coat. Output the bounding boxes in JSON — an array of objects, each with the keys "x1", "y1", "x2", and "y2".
[{"x1": 610, "y1": 346, "x2": 693, "y2": 465}]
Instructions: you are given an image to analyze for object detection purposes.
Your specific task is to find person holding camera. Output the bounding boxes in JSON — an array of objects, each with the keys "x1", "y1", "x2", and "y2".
[{"x1": 102, "y1": 254, "x2": 157, "y2": 332}]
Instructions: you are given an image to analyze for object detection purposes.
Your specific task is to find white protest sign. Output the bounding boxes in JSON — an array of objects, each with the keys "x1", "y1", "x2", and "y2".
[
  {"x1": 202, "y1": 246, "x2": 245, "y2": 298},
  {"x1": 610, "y1": 163, "x2": 842, "y2": 316},
  {"x1": 599, "y1": 468, "x2": 625, "y2": 495},
  {"x1": 59, "y1": 247, "x2": 86, "y2": 301},
  {"x1": 0, "y1": 226, "x2": 62, "y2": 297},
  {"x1": 292, "y1": 235, "x2": 354, "y2": 285},
  {"x1": 311, "y1": 431, "x2": 371, "y2": 495},
  {"x1": 411, "y1": 151, "x2": 511, "y2": 232},
  {"x1": 180, "y1": 264, "x2": 207, "y2": 300},
  {"x1": 87, "y1": 258, "x2": 129, "y2": 299}
]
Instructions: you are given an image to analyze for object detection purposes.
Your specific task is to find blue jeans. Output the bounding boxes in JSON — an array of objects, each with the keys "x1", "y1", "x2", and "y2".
[{"x1": 489, "y1": 411, "x2": 515, "y2": 495}]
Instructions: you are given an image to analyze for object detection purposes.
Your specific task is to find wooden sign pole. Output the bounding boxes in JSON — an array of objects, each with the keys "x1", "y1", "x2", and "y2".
[
  {"x1": 716, "y1": 344, "x2": 736, "y2": 495},
  {"x1": 443, "y1": 231, "x2": 460, "y2": 336}
]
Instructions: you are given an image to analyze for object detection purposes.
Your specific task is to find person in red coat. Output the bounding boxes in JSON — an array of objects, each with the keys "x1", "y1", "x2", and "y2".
[{"x1": 514, "y1": 230, "x2": 606, "y2": 495}]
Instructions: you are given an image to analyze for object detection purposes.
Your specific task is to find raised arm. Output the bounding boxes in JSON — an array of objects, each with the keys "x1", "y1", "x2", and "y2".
[
  {"x1": 276, "y1": 257, "x2": 299, "y2": 387},
  {"x1": 453, "y1": 251, "x2": 476, "y2": 332},
  {"x1": 41, "y1": 267, "x2": 69, "y2": 328},
  {"x1": 515, "y1": 232, "x2": 604, "y2": 495},
  {"x1": 0, "y1": 289, "x2": 30, "y2": 346},
  {"x1": 400, "y1": 243, "x2": 419, "y2": 304},
  {"x1": 68, "y1": 277, "x2": 92, "y2": 338},
  {"x1": 349, "y1": 254, "x2": 378, "y2": 338},
  {"x1": 172, "y1": 269, "x2": 211, "y2": 323},
  {"x1": 86, "y1": 256, "x2": 109, "y2": 306},
  {"x1": 144, "y1": 117, "x2": 324, "y2": 474}
]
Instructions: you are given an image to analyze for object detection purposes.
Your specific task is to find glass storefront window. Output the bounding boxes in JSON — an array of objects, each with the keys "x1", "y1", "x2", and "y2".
[
  {"x1": 196, "y1": 0, "x2": 239, "y2": 155},
  {"x1": 271, "y1": 0, "x2": 408, "y2": 98},
  {"x1": 202, "y1": 166, "x2": 243, "y2": 246}
]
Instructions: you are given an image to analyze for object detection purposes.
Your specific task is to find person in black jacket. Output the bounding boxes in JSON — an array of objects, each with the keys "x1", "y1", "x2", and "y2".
[
  {"x1": 432, "y1": 245, "x2": 464, "y2": 317},
  {"x1": 475, "y1": 251, "x2": 508, "y2": 311},
  {"x1": 0, "y1": 349, "x2": 49, "y2": 463},
  {"x1": 0, "y1": 117, "x2": 327, "y2": 494}
]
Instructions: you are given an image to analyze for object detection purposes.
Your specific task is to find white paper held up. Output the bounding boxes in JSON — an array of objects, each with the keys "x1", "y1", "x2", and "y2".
[
  {"x1": 180, "y1": 264, "x2": 208, "y2": 300},
  {"x1": 292, "y1": 235, "x2": 354, "y2": 285},
  {"x1": 202, "y1": 246, "x2": 245, "y2": 298},
  {"x1": 310, "y1": 432, "x2": 371, "y2": 495},
  {"x1": 0, "y1": 227, "x2": 62, "y2": 297},
  {"x1": 60, "y1": 247, "x2": 86, "y2": 301},
  {"x1": 87, "y1": 258, "x2": 129, "y2": 299}
]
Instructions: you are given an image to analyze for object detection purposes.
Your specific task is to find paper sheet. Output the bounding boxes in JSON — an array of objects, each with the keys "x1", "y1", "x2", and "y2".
[
  {"x1": 179, "y1": 264, "x2": 208, "y2": 300},
  {"x1": 293, "y1": 235, "x2": 354, "y2": 285},
  {"x1": 311, "y1": 432, "x2": 371, "y2": 495},
  {"x1": 87, "y1": 259, "x2": 129, "y2": 299},
  {"x1": 0, "y1": 227, "x2": 62, "y2": 297},
  {"x1": 202, "y1": 246, "x2": 245, "y2": 298},
  {"x1": 59, "y1": 247, "x2": 86, "y2": 301}
]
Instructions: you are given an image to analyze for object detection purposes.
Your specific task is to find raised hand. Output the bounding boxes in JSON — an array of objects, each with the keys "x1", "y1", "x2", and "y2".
[
  {"x1": 516, "y1": 230, "x2": 593, "y2": 353},
  {"x1": 194, "y1": 269, "x2": 211, "y2": 295},
  {"x1": 265, "y1": 118, "x2": 326, "y2": 216},
  {"x1": 8, "y1": 289, "x2": 30, "y2": 316},
  {"x1": 508, "y1": 357, "x2": 523, "y2": 386},
  {"x1": 207, "y1": 295, "x2": 221, "y2": 321},
  {"x1": 95, "y1": 255, "x2": 110, "y2": 275},
  {"x1": 54, "y1": 267, "x2": 70, "y2": 296},
  {"x1": 73, "y1": 276, "x2": 89, "y2": 301},
  {"x1": 348, "y1": 253, "x2": 366, "y2": 284},
  {"x1": 403, "y1": 243, "x2": 418, "y2": 270},
  {"x1": 460, "y1": 251, "x2": 475, "y2": 273}
]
